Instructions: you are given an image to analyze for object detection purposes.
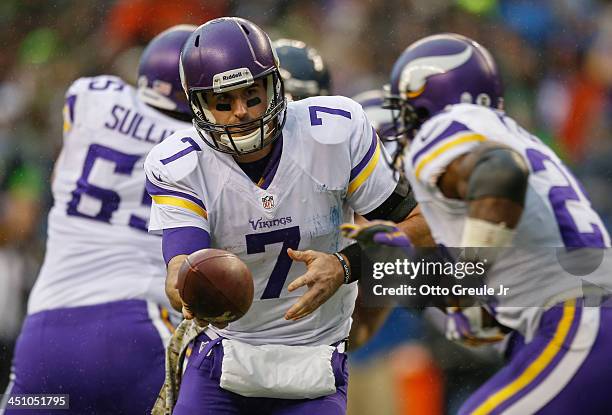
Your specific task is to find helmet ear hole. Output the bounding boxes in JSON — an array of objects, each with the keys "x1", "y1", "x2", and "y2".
[{"x1": 195, "y1": 35, "x2": 200, "y2": 47}]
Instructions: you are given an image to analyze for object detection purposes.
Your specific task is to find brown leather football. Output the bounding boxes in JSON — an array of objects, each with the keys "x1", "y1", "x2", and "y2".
[{"x1": 176, "y1": 248, "x2": 254, "y2": 323}]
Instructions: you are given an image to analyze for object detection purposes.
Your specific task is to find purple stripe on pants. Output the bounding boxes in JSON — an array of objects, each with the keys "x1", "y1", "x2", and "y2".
[
  {"x1": 5, "y1": 300, "x2": 169, "y2": 415},
  {"x1": 174, "y1": 332, "x2": 349, "y2": 415}
]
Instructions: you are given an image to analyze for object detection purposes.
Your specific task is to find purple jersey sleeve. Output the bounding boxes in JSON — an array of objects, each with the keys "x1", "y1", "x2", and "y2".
[{"x1": 162, "y1": 226, "x2": 211, "y2": 264}]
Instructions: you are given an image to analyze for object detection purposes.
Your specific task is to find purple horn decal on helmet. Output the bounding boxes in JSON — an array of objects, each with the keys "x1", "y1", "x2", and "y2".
[{"x1": 386, "y1": 33, "x2": 503, "y2": 140}]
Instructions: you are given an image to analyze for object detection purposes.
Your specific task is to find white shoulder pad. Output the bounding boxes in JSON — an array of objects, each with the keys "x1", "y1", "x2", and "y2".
[
  {"x1": 408, "y1": 104, "x2": 489, "y2": 185},
  {"x1": 64, "y1": 76, "x2": 132, "y2": 128},
  {"x1": 66, "y1": 75, "x2": 129, "y2": 98},
  {"x1": 288, "y1": 95, "x2": 363, "y2": 145},
  {"x1": 145, "y1": 128, "x2": 202, "y2": 183},
  {"x1": 414, "y1": 103, "x2": 486, "y2": 146},
  {"x1": 65, "y1": 77, "x2": 92, "y2": 97}
]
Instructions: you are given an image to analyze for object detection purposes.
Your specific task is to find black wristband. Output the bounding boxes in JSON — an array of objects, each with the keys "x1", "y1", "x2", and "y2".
[
  {"x1": 339, "y1": 243, "x2": 362, "y2": 284},
  {"x1": 333, "y1": 253, "x2": 351, "y2": 284}
]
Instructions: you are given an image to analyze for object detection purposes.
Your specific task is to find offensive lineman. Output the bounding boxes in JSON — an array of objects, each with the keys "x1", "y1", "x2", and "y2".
[{"x1": 1, "y1": 26, "x2": 194, "y2": 414}]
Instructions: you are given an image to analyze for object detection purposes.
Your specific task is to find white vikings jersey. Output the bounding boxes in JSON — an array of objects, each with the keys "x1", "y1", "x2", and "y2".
[
  {"x1": 145, "y1": 95, "x2": 397, "y2": 346},
  {"x1": 405, "y1": 103, "x2": 612, "y2": 340},
  {"x1": 28, "y1": 75, "x2": 191, "y2": 314}
]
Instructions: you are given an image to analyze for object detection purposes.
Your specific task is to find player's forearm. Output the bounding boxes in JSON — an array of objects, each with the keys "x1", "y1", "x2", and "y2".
[
  {"x1": 161, "y1": 227, "x2": 212, "y2": 311},
  {"x1": 468, "y1": 197, "x2": 524, "y2": 228},
  {"x1": 396, "y1": 205, "x2": 435, "y2": 247},
  {"x1": 166, "y1": 255, "x2": 188, "y2": 312}
]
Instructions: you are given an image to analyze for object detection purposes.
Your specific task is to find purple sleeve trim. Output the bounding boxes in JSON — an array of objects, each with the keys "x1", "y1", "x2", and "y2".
[
  {"x1": 350, "y1": 127, "x2": 378, "y2": 181},
  {"x1": 411, "y1": 120, "x2": 470, "y2": 166},
  {"x1": 146, "y1": 178, "x2": 207, "y2": 209},
  {"x1": 162, "y1": 226, "x2": 211, "y2": 264}
]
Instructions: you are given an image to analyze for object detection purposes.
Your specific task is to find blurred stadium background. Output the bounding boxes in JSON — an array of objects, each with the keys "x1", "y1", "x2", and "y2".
[{"x1": 2, "y1": 0, "x2": 612, "y2": 413}]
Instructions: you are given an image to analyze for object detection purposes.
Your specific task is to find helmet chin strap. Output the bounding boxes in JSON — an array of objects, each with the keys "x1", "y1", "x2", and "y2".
[
  {"x1": 137, "y1": 87, "x2": 178, "y2": 111},
  {"x1": 220, "y1": 123, "x2": 272, "y2": 154}
]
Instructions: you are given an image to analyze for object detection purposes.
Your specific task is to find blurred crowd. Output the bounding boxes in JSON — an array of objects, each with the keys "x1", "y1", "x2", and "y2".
[{"x1": 3, "y1": 0, "x2": 612, "y2": 413}]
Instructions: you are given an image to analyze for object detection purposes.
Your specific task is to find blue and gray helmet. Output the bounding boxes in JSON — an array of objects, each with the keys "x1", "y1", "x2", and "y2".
[
  {"x1": 137, "y1": 25, "x2": 196, "y2": 117},
  {"x1": 273, "y1": 38, "x2": 331, "y2": 101},
  {"x1": 179, "y1": 17, "x2": 287, "y2": 155}
]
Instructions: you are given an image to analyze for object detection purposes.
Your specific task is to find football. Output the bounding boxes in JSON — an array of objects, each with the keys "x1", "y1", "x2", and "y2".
[{"x1": 176, "y1": 248, "x2": 254, "y2": 323}]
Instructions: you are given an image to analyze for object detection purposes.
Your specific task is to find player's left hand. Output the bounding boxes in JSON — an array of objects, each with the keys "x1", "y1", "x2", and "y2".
[{"x1": 284, "y1": 248, "x2": 345, "y2": 321}]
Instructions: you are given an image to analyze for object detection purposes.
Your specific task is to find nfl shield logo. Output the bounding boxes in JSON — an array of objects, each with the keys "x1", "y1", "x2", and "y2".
[{"x1": 262, "y1": 195, "x2": 275, "y2": 210}]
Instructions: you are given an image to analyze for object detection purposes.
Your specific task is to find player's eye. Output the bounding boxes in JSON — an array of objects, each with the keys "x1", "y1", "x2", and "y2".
[
  {"x1": 246, "y1": 97, "x2": 261, "y2": 107},
  {"x1": 215, "y1": 103, "x2": 232, "y2": 111},
  {"x1": 214, "y1": 94, "x2": 232, "y2": 111}
]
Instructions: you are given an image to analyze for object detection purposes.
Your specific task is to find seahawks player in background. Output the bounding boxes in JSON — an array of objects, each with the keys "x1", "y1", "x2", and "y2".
[
  {"x1": 273, "y1": 38, "x2": 331, "y2": 101},
  {"x1": 361, "y1": 33, "x2": 612, "y2": 414},
  {"x1": 1, "y1": 26, "x2": 194, "y2": 415}
]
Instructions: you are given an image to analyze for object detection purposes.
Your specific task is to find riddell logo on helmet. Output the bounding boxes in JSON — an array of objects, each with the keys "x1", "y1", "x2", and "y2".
[
  {"x1": 223, "y1": 73, "x2": 242, "y2": 81},
  {"x1": 213, "y1": 68, "x2": 254, "y2": 93}
]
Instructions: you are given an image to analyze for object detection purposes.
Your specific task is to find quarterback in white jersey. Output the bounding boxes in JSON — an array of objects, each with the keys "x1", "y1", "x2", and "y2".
[
  {"x1": 145, "y1": 18, "x2": 427, "y2": 415},
  {"x1": 2, "y1": 26, "x2": 194, "y2": 415},
  {"x1": 385, "y1": 33, "x2": 612, "y2": 415},
  {"x1": 147, "y1": 94, "x2": 393, "y2": 345}
]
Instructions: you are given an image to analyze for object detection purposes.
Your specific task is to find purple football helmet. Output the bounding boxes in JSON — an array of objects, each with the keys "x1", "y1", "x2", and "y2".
[
  {"x1": 179, "y1": 17, "x2": 287, "y2": 155},
  {"x1": 386, "y1": 33, "x2": 503, "y2": 139},
  {"x1": 137, "y1": 25, "x2": 196, "y2": 117}
]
